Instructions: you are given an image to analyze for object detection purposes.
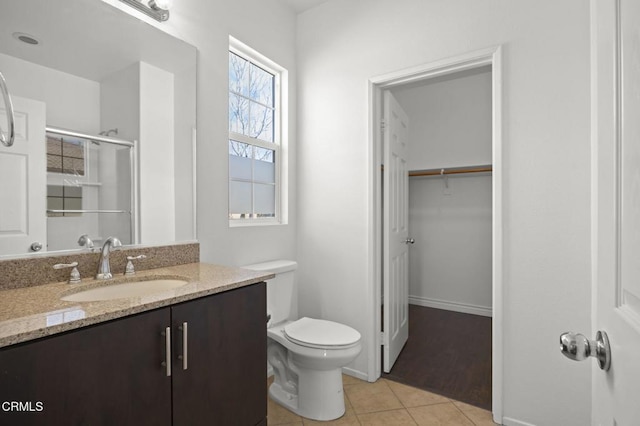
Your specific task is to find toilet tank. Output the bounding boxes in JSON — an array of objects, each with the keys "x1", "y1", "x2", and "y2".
[{"x1": 242, "y1": 260, "x2": 298, "y2": 326}]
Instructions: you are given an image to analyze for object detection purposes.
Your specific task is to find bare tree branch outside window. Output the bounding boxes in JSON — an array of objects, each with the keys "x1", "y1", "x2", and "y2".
[{"x1": 229, "y1": 52, "x2": 274, "y2": 159}]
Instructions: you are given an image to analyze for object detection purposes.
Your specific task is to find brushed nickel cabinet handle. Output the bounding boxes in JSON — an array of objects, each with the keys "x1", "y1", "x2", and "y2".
[
  {"x1": 179, "y1": 322, "x2": 188, "y2": 370},
  {"x1": 162, "y1": 326, "x2": 171, "y2": 376}
]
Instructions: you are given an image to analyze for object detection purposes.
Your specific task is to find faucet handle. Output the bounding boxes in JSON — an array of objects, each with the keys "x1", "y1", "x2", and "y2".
[
  {"x1": 125, "y1": 255, "x2": 147, "y2": 276},
  {"x1": 77, "y1": 234, "x2": 94, "y2": 250},
  {"x1": 53, "y1": 262, "x2": 81, "y2": 284}
]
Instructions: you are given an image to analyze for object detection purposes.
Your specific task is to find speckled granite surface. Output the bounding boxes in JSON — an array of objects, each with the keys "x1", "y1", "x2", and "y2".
[
  {"x1": 0, "y1": 262, "x2": 273, "y2": 348},
  {"x1": 0, "y1": 242, "x2": 200, "y2": 290}
]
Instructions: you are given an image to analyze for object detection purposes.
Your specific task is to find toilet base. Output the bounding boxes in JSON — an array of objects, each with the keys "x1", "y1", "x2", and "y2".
[{"x1": 269, "y1": 367, "x2": 346, "y2": 421}]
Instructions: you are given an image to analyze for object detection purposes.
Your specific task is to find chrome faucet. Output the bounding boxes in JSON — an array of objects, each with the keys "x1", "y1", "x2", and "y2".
[{"x1": 96, "y1": 236, "x2": 122, "y2": 280}]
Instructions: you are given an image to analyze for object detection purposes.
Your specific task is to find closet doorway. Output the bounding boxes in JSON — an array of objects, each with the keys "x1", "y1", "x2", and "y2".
[{"x1": 369, "y1": 47, "x2": 503, "y2": 420}]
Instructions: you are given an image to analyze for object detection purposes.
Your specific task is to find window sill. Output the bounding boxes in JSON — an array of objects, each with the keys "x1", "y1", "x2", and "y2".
[{"x1": 228, "y1": 219, "x2": 283, "y2": 228}]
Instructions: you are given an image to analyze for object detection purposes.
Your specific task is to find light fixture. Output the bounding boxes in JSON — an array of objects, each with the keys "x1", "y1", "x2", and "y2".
[{"x1": 119, "y1": 0, "x2": 172, "y2": 22}]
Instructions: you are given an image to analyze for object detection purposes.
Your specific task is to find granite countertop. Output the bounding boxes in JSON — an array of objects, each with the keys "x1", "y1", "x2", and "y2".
[{"x1": 0, "y1": 263, "x2": 274, "y2": 348}]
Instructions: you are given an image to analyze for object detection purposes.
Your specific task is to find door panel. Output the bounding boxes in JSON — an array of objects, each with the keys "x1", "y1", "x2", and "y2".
[
  {"x1": 0, "y1": 309, "x2": 172, "y2": 426},
  {"x1": 0, "y1": 96, "x2": 46, "y2": 255},
  {"x1": 592, "y1": 0, "x2": 640, "y2": 423},
  {"x1": 383, "y1": 91, "x2": 409, "y2": 373},
  {"x1": 171, "y1": 283, "x2": 267, "y2": 426}
]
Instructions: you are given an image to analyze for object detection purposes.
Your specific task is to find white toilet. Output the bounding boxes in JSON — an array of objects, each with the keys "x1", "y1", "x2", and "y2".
[{"x1": 243, "y1": 260, "x2": 362, "y2": 421}]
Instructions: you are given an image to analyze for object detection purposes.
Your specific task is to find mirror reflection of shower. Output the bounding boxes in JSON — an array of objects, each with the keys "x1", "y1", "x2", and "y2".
[
  {"x1": 91, "y1": 128, "x2": 119, "y2": 146},
  {"x1": 45, "y1": 127, "x2": 135, "y2": 252},
  {"x1": 99, "y1": 128, "x2": 118, "y2": 137}
]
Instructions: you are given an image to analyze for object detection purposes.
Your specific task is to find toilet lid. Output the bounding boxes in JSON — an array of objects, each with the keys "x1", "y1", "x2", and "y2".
[{"x1": 284, "y1": 317, "x2": 361, "y2": 348}]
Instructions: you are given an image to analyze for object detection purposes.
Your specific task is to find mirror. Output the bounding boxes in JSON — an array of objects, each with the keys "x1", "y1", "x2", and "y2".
[
  {"x1": 45, "y1": 127, "x2": 135, "y2": 251},
  {"x1": 0, "y1": 0, "x2": 197, "y2": 257}
]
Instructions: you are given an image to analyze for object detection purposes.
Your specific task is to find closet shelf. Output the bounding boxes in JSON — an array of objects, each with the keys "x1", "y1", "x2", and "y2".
[{"x1": 409, "y1": 165, "x2": 492, "y2": 177}]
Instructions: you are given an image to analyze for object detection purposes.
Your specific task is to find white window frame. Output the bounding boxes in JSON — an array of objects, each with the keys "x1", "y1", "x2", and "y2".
[{"x1": 228, "y1": 37, "x2": 284, "y2": 227}]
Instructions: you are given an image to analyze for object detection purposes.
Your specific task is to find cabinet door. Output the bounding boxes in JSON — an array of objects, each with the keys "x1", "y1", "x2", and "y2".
[
  {"x1": 172, "y1": 282, "x2": 266, "y2": 426},
  {"x1": 0, "y1": 308, "x2": 172, "y2": 426}
]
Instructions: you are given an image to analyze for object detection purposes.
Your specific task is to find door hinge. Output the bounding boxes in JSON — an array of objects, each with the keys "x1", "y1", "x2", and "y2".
[
  {"x1": 380, "y1": 119, "x2": 386, "y2": 131},
  {"x1": 380, "y1": 331, "x2": 385, "y2": 342}
]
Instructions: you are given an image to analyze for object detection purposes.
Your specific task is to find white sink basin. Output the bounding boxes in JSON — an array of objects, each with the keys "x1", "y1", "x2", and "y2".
[{"x1": 61, "y1": 279, "x2": 189, "y2": 302}]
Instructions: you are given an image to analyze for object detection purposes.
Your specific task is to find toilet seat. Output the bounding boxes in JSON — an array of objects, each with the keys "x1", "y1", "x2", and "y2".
[{"x1": 284, "y1": 317, "x2": 361, "y2": 349}]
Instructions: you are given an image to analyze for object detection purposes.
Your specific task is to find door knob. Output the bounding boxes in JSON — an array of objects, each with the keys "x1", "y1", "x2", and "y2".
[
  {"x1": 559, "y1": 330, "x2": 611, "y2": 371},
  {"x1": 405, "y1": 238, "x2": 415, "y2": 244}
]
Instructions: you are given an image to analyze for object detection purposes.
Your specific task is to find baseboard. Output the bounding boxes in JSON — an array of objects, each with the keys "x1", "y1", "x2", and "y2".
[
  {"x1": 341, "y1": 366, "x2": 370, "y2": 382},
  {"x1": 272, "y1": 364, "x2": 369, "y2": 383},
  {"x1": 409, "y1": 295, "x2": 492, "y2": 317},
  {"x1": 502, "y1": 417, "x2": 537, "y2": 426}
]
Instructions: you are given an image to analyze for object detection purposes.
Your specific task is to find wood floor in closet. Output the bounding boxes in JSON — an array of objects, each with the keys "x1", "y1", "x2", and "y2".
[{"x1": 383, "y1": 304, "x2": 492, "y2": 410}]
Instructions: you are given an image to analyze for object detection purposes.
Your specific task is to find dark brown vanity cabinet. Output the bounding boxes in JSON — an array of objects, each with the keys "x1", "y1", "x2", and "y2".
[{"x1": 0, "y1": 282, "x2": 266, "y2": 426}]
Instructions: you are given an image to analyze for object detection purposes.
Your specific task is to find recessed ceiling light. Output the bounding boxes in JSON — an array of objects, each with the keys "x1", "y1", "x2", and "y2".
[{"x1": 12, "y1": 32, "x2": 41, "y2": 46}]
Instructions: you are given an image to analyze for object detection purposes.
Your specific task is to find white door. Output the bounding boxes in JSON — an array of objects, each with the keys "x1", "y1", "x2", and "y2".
[
  {"x1": 383, "y1": 90, "x2": 410, "y2": 372},
  {"x1": 0, "y1": 96, "x2": 46, "y2": 255},
  {"x1": 591, "y1": 0, "x2": 640, "y2": 423}
]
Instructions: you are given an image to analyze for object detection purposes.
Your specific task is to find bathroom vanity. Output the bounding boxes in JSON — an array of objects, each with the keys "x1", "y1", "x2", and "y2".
[{"x1": 0, "y1": 263, "x2": 271, "y2": 426}]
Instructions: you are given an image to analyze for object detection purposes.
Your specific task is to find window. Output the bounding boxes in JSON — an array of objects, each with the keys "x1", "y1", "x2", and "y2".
[
  {"x1": 46, "y1": 185, "x2": 82, "y2": 217},
  {"x1": 46, "y1": 133, "x2": 85, "y2": 217},
  {"x1": 46, "y1": 134, "x2": 85, "y2": 175},
  {"x1": 228, "y1": 40, "x2": 284, "y2": 224}
]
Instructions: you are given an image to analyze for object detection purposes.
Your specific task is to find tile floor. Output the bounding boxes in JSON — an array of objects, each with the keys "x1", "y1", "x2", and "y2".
[{"x1": 267, "y1": 375, "x2": 498, "y2": 425}]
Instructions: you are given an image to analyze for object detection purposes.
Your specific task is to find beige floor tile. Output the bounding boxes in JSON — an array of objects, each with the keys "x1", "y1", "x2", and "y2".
[
  {"x1": 268, "y1": 397, "x2": 304, "y2": 425},
  {"x1": 451, "y1": 402, "x2": 497, "y2": 426},
  {"x1": 385, "y1": 380, "x2": 450, "y2": 408},
  {"x1": 408, "y1": 403, "x2": 474, "y2": 426},
  {"x1": 267, "y1": 375, "x2": 492, "y2": 426},
  {"x1": 345, "y1": 380, "x2": 403, "y2": 414},
  {"x1": 357, "y1": 408, "x2": 417, "y2": 425},
  {"x1": 342, "y1": 374, "x2": 369, "y2": 387},
  {"x1": 344, "y1": 392, "x2": 355, "y2": 417}
]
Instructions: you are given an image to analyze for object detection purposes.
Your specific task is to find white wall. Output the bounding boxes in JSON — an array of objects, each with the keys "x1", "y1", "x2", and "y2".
[
  {"x1": 296, "y1": 1, "x2": 591, "y2": 425},
  {"x1": 100, "y1": 62, "x2": 177, "y2": 245},
  {"x1": 407, "y1": 175, "x2": 492, "y2": 315},
  {"x1": 392, "y1": 69, "x2": 492, "y2": 316},
  {"x1": 139, "y1": 62, "x2": 176, "y2": 245},
  {"x1": 173, "y1": 65, "x2": 197, "y2": 241},
  {"x1": 101, "y1": 64, "x2": 140, "y2": 245},
  {"x1": 0, "y1": 52, "x2": 100, "y2": 133},
  {"x1": 393, "y1": 68, "x2": 492, "y2": 170}
]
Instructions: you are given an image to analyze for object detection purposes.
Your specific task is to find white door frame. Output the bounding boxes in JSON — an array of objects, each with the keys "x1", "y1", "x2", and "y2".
[
  {"x1": 366, "y1": 45, "x2": 504, "y2": 422},
  {"x1": 591, "y1": 0, "x2": 640, "y2": 422}
]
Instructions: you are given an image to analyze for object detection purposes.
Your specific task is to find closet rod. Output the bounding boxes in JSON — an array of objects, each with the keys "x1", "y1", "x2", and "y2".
[{"x1": 409, "y1": 165, "x2": 492, "y2": 177}]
